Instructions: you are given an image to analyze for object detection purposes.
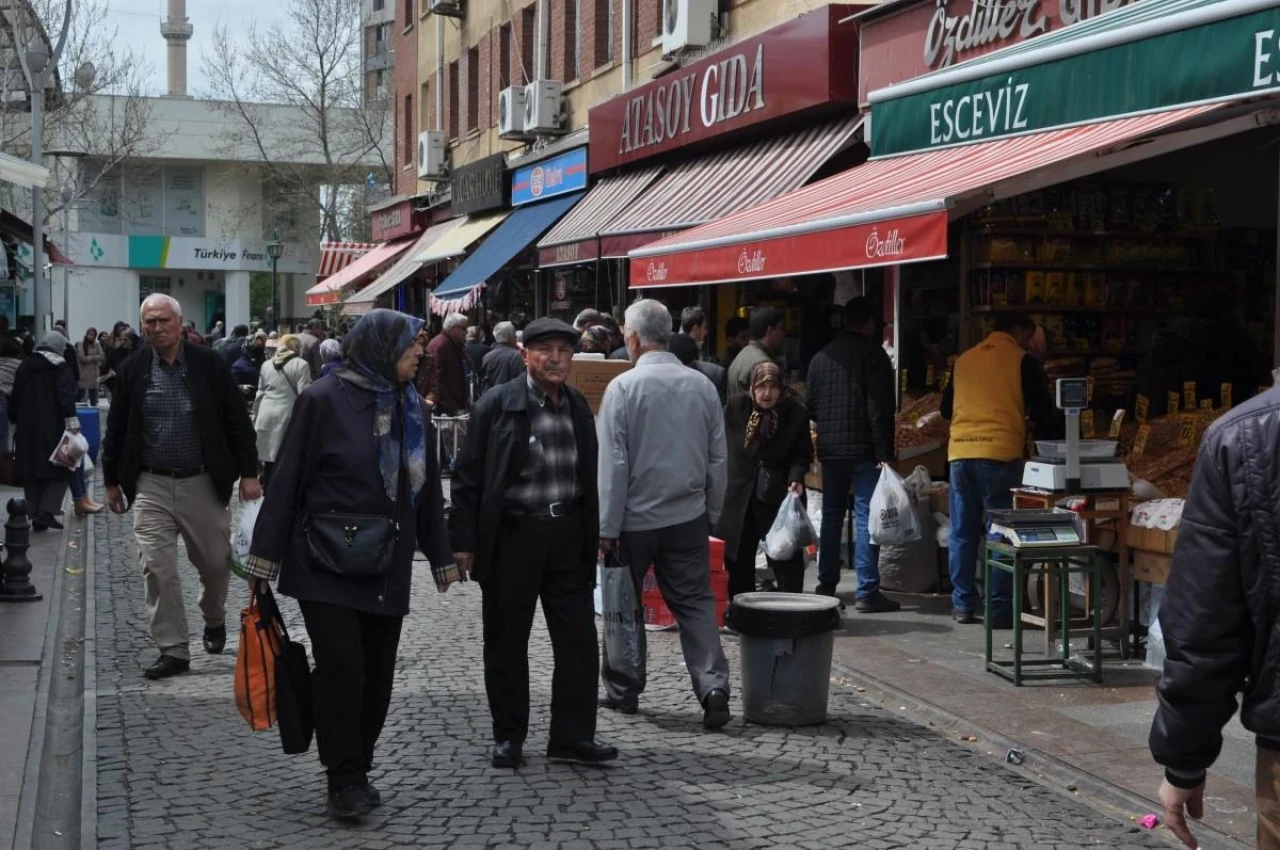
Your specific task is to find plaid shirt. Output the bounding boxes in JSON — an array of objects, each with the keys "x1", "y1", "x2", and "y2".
[
  {"x1": 503, "y1": 376, "x2": 579, "y2": 514},
  {"x1": 141, "y1": 348, "x2": 204, "y2": 470}
]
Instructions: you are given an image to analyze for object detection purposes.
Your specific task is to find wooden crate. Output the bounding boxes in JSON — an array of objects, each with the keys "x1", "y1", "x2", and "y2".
[
  {"x1": 1133, "y1": 549, "x2": 1173, "y2": 585},
  {"x1": 1126, "y1": 526, "x2": 1179, "y2": 554}
]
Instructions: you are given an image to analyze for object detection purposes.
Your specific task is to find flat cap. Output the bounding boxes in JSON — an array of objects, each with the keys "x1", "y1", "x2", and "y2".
[{"x1": 521, "y1": 317, "x2": 579, "y2": 347}]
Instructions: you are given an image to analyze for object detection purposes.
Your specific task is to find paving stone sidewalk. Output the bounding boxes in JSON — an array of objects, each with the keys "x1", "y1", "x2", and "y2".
[{"x1": 90, "y1": 506, "x2": 1173, "y2": 850}]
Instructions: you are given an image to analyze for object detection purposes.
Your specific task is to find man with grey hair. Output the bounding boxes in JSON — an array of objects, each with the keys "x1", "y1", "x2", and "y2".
[
  {"x1": 420, "y1": 312, "x2": 470, "y2": 415},
  {"x1": 480, "y1": 320, "x2": 525, "y2": 396},
  {"x1": 573, "y1": 308, "x2": 602, "y2": 333},
  {"x1": 102, "y1": 293, "x2": 260, "y2": 680},
  {"x1": 596, "y1": 298, "x2": 732, "y2": 729}
]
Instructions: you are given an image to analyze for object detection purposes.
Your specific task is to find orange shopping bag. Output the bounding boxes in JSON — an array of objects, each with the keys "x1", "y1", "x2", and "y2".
[{"x1": 234, "y1": 582, "x2": 283, "y2": 732}]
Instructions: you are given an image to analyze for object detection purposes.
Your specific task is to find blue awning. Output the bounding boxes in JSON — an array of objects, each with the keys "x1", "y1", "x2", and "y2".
[{"x1": 432, "y1": 191, "x2": 584, "y2": 300}]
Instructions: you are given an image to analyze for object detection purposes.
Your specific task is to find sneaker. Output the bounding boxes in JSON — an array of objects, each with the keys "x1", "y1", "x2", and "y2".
[
  {"x1": 952, "y1": 609, "x2": 979, "y2": 625},
  {"x1": 854, "y1": 592, "x2": 902, "y2": 614}
]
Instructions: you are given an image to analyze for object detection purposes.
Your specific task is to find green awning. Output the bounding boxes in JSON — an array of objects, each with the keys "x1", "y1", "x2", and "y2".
[{"x1": 869, "y1": 0, "x2": 1280, "y2": 157}]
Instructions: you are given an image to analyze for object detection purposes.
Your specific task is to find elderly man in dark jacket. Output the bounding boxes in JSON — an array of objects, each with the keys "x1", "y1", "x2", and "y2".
[
  {"x1": 480, "y1": 321, "x2": 525, "y2": 396},
  {"x1": 419, "y1": 314, "x2": 469, "y2": 414},
  {"x1": 102, "y1": 294, "x2": 260, "y2": 680},
  {"x1": 1149, "y1": 388, "x2": 1280, "y2": 849},
  {"x1": 806, "y1": 297, "x2": 897, "y2": 611},
  {"x1": 449, "y1": 317, "x2": 616, "y2": 770}
]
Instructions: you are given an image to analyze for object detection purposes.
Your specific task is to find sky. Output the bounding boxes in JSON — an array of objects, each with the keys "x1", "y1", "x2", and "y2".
[{"x1": 101, "y1": 0, "x2": 293, "y2": 96}]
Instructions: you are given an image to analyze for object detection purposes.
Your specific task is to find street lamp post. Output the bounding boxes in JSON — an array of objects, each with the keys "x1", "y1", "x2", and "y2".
[
  {"x1": 266, "y1": 228, "x2": 284, "y2": 332},
  {"x1": 25, "y1": 40, "x2": 50, "y2": 334}
]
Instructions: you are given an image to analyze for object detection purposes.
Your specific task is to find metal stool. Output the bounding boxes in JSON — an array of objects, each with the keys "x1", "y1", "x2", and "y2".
[{"x1": 984, "y1": 541, "x2": 1104, "y2": 686}]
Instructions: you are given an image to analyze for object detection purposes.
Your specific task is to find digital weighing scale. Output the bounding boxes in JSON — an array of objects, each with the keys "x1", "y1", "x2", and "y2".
[
  {"x1": 988, "y1": 509, "x2": 1085, "y2": 548},
  {"x1": 1021, "y1": 378, "x2": 1130, "y2": 492}
]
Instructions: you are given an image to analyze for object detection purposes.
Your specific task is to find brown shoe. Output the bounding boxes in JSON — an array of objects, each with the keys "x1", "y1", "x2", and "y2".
[{"x1": 74, "y1": 498, "x2": 103, "y2": 515}]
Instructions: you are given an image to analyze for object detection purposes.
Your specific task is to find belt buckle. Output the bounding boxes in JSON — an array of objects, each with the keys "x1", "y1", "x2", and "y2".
[{"x1": 548, "y1": 501, "x2": 565, "y2": 518}]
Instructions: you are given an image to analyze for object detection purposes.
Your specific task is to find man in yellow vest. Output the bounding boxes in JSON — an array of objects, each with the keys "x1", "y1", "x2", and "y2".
[{"x1": 940, "y1": 314, "x2": 1055, "y2": 627}]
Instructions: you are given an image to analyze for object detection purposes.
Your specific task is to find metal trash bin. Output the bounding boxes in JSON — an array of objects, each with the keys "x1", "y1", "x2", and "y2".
[{"x1": 728, "y1": 592, "x2": 842, "y2": 726}]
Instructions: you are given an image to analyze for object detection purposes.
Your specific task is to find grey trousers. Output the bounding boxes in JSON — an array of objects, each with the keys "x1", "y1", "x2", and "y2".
[
  {"x1": 606, "y1": 514, "x2": 731, "y2": 703},
  {"x1": 24, "y1": 475, "x2": 69, "y2": 518}
]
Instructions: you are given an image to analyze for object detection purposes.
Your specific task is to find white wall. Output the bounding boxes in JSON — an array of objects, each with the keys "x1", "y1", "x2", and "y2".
[{"x1": 56, "y1": 267, "x2": 139, "y2": 337}]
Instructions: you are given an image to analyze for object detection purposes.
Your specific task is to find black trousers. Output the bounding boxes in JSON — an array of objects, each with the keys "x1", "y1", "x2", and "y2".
[
  {"x1": 299, "y1": 601, "x2": 403, "y2": 790},
  {"x1": 481, "y1": 513, "x2": 597, "y2": 746},
  {"x1": 727, "y1": 499, "x2": 805, "y2": 599},
  {"x1": 260, "y1": 462, "x2": 275, "y2": 492}
]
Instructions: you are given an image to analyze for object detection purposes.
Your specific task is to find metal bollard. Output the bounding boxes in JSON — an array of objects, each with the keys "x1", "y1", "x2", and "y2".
[{"x1": 0, "y1": 497, "x2": 41, "y2": 602}]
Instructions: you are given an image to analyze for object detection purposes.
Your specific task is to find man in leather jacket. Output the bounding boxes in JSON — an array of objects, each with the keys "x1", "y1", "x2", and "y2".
[{"x1": 1149, "y1": 387, "x2": 1280, "y2": 848}]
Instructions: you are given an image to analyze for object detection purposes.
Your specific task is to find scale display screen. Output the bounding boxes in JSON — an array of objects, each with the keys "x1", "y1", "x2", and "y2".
[
  {"x1": 1056, "y1": 378, "x2": 1089, "y2": 410},
  {"x1": 1019, "y1": 529, "x2": 1060, "y2": 543}
]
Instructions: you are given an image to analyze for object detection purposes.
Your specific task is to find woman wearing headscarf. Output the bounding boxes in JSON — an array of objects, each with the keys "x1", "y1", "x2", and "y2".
[
  {"x1": 319, "y1": 337, "x2": 342, "y2": 378},
  {"x1": 252, "y1": 334, "x2": 312, "y2": 491},
  {"x1": 245, "y1": 309, "x2": 456, "y2": 821},
  {"x1": 10, "y1": 331, "x2": 79, "y2": 530},
  {"x1": 76, "y1": 327, "x2": 105, "y2": 406},
  {"x1": 578, "y1": 324, "x2": 612, "y2": 355},
  {"x1": 717, "y1": 360, "x2": 813, "y2": 599}
]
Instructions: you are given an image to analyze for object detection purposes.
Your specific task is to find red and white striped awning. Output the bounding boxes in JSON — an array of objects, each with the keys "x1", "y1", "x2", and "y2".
[
  {"x1": 305, "y1": 238, "x2": 414, "y2": 306},
  {"x1": 595, "y1": 115, "x2": 863, "y2": 260},
  {"x1": 317, "y1": 241, "x2": 377, "y2": 279},
  {"x1": 536, "y1": 166, "x2": 663, "y2": 268},
  {"x1": 629, "y1": 106, "x2": 1216, "y2": 287}
]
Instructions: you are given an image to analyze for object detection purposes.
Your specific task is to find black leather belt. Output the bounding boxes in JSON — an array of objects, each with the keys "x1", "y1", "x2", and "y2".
[
  {"x1": 503, "y1": 497, "x2": 583, "y2": 525},
  {"x1": 141, "y1": 465, "x2": 206, "y2": 479}
]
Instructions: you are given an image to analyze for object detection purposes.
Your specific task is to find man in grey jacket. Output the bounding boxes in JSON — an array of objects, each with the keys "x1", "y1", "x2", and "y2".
[{"x1": 597, "y1": 299, "x2": 732, "y2": 730}]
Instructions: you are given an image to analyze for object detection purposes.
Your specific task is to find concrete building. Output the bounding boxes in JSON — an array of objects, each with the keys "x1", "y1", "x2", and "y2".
[{"x1": 364, "y1": 0, "x2": 397, "y2": 104}]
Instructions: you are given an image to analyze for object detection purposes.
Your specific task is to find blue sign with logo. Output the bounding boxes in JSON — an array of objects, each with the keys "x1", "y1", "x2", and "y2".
[{"x1": 511, "y1": 147, "x2": 588, "y2": 206}]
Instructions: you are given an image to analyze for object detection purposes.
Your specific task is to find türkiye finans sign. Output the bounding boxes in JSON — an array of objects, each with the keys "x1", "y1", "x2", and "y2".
[
  {"x1": 587, "y1": 5, "x2": 859, "y2": 173},
  {"x1": 869, "y1": 4, "x2": 1280, "y2": 157}
]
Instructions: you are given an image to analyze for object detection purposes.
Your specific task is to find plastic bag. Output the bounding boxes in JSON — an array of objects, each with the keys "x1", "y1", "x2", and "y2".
[
  {"x1": 48, "y1": 430, "x2": 89, "y2": 470},
  {"x1": 764, "y1": 492, "x2": 818, "y2": 561},
  {"x1": 228, "y1": 499, "x2": 263, "y2": 580},
  {"x1": 902, "y1": 464, "x2": 933, "y2": 500},
  {"x1": 880, "y1": 509, "x2": 938, "y2": 594},
  {"x1": 934, "y1": 512, "x2": 951, "y2": 548},
  {"x1": 869, "y1": 465, "x2": 922, "y2": 546},
  {"x1": 600, "y1": 552, "x2": 645, "y2": 698}
]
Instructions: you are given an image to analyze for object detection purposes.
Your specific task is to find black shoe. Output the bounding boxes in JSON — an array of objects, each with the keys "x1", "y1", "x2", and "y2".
[
  {"x1": 143, "y1": 655, "x2": 190, "y2": 680},
  {"x1": 854, "y1": 591, "x2": 902, "y2": 613},
  {"x1": 327, "y1": 785, "x2": 373, "y2": 821},
  {"x1": 953, "y1": 609, "x2": 979, "y2": 624},
  {"x1": 203, "y1": 625, "x2": 226, "y2": 655},
  {"x1": 366, "y1": 784, "x2": 382, "y2": 808},
  {"x1": 491, "y1": 740, "x2": 524, "y2": 769},
  {"x1": 702, "y1": 688, "x2": 731, "y2": 730},
  {"x1": 815, "y1": 583, "x2": 838, "y2": 597},
  {"x1": 35, "y1": 511, "x2": 63, "y2": 531},
  {"x1": 546, "y1": 740, "x2": 619, "y2": 764},
  {"x1": 987, "y1": 612, "x2": 1015, "y2": 630},
  {"x1": 598, "y1": 695, "x2": 638, "y2": 715}
]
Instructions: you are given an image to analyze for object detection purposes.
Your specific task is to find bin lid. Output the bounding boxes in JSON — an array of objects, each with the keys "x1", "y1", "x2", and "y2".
[{"x1": 731, "y1": 592, "x2": 841, "y2": 613}]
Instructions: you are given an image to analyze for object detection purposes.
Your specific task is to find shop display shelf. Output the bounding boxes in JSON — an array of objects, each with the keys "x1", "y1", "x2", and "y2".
[{"x1": 971, "y1": 305, "x2": 1159, "y2": 315}]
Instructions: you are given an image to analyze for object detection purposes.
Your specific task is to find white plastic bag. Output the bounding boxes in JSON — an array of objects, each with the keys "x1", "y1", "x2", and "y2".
[
  {"x1": 869, "y1": 465, "x2": 922, "y2": 545},
  {"x1": 49, "y1": 430, "x2": 89, "y2": 470},
  {"x1": 764, "y1": 492, "x2": 818, "y2": 561},
  {"x1": 228, "y1": 499, "x2": 263, "y2": 579},
  {"x1": 933, "y1": 512, "x2": 951, "y2": 547}
]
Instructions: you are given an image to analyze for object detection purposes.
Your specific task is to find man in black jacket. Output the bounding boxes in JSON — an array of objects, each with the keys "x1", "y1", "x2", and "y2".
[
  {"x1": 806, "y1": 298, "x2": 897, "y2": 611},
  {"x1": 479, "y1": 321, "x2": 524, "y2": 396},
  {"x1": 449, "y1": 317, "x2": 616, "y2": 770},
  {"x1": 102, "y1": 294, "x2": 259, "y2": 680},
  {"x1": 1149, "y1": 388, "x2": 1280, "y2": 849}
]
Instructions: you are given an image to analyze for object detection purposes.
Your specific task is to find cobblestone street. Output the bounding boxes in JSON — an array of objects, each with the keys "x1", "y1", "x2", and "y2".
[{"x1": 90, "y1": 507, "x2": 1172, "y2": 850}]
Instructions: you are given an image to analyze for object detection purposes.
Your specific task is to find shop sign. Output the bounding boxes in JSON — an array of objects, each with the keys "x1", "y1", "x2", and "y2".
[
  {"x1": 370, "y1": 198, "x2": 425, "y2": 241},
  {"x1": 450, "y1": 153, "x2": 510, "y2": 216},
  {"x1": 870, "y1": 5, "x2": 1280, "y2": 157},
  {"x1": 127, "y1": 235, "x2": 312, "y2": 274},
  {"x1": 628, "y1": 211, "x2": 949, "y2": 288},
  {"x1": 588, "y1": 5, "x2": 860, "y2": 174},
  {"x1": 859, "y1": 0, "x2": 1147, "y2": 105},
  {"x1": 538, "y1": 229, "x2": 682, "y2": 268},
  {"x1": 512, "y1": 148, "x2": 588, "y2": 206}
]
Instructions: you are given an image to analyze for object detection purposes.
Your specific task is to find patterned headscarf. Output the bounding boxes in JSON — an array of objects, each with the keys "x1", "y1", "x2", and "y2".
[
  {"x1": 579, "y1": 325, "x2": 612, "y2": 354},
  {"x1": 336, "y1": 309, "x2": 428, "y2": 505},
  {"x1": 272, "y1": 333, "x2": 301, "y2": 366},
  {"x1": 744, "y1": 361, "x2": 783, "y2": 457}
]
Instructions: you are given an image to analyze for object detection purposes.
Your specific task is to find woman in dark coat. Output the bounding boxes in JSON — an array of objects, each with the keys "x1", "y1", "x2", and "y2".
[
  {"x1": 718, "y1": 361, "x2": 813, "y2": 598},
  {"x1": 245, "y1": 309, "x2": 456, "y2": 822},
  {"x1": 10, "y1": 331, "x2": 78, "y2": 530}
]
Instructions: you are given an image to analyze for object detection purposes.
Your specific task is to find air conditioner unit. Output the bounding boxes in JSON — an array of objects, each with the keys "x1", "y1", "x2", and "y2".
[
  {"x1": 498, "y1": 86, "x2": 531, "y2": 139},
  {"x1": 428, "y1": 0, "x2": 464, "y2": 17},
  {"x1": 662, "y1": 0, "x2": 716, "y2": 55},
  {"x1": 523, "y1": 79, "x2": 565, "y2": 135},
  {"x1": 417, "y1": 131, "x2": 447, "y2": 179}
]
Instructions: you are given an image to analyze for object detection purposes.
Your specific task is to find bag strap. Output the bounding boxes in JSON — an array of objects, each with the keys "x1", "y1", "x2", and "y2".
[
  {"x1": 253, "y1": 581, "x2": 292, "y2": 645},
  {"x1": 274, "y1": 361, "x2": 300, "y2": 397}
]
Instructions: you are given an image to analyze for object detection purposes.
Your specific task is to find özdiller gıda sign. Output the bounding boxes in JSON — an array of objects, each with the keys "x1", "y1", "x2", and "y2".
[{"x1": 868, "y1": 0, "x2": 1280, "y2": 157}]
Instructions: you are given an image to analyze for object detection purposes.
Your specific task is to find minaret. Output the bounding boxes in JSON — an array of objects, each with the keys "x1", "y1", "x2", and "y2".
[{"x1": 159, "y1": 0, "x2": 193, "y2": 98}]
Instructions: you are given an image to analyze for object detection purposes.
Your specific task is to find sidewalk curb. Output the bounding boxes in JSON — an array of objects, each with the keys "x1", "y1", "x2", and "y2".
[
  {"x1": 11, "y1": 515, "x2": 73, "y2": 850},
  {"x1": 79, "y1": 507, "x2": 98, "y2": 850},
  {"x1": 828, "y1": 657, "x2": 1252, "y2": 850}
]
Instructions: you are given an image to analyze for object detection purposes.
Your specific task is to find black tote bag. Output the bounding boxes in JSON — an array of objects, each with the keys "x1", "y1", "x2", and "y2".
[{"x1": 255, "y1": 583, "x2": 314, "y2": 755}]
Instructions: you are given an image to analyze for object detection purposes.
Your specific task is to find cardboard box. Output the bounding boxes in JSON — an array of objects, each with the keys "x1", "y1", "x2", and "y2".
[
  {"x1": 1132, "y1": 549, "x2": 1172, "y2": 585},
  {"x1": 1126, "y1": 526, "x2": 1179, "y2": 554},
  {"x1": 566, "y1": 357, "x2": 631, "y2": 414}
]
